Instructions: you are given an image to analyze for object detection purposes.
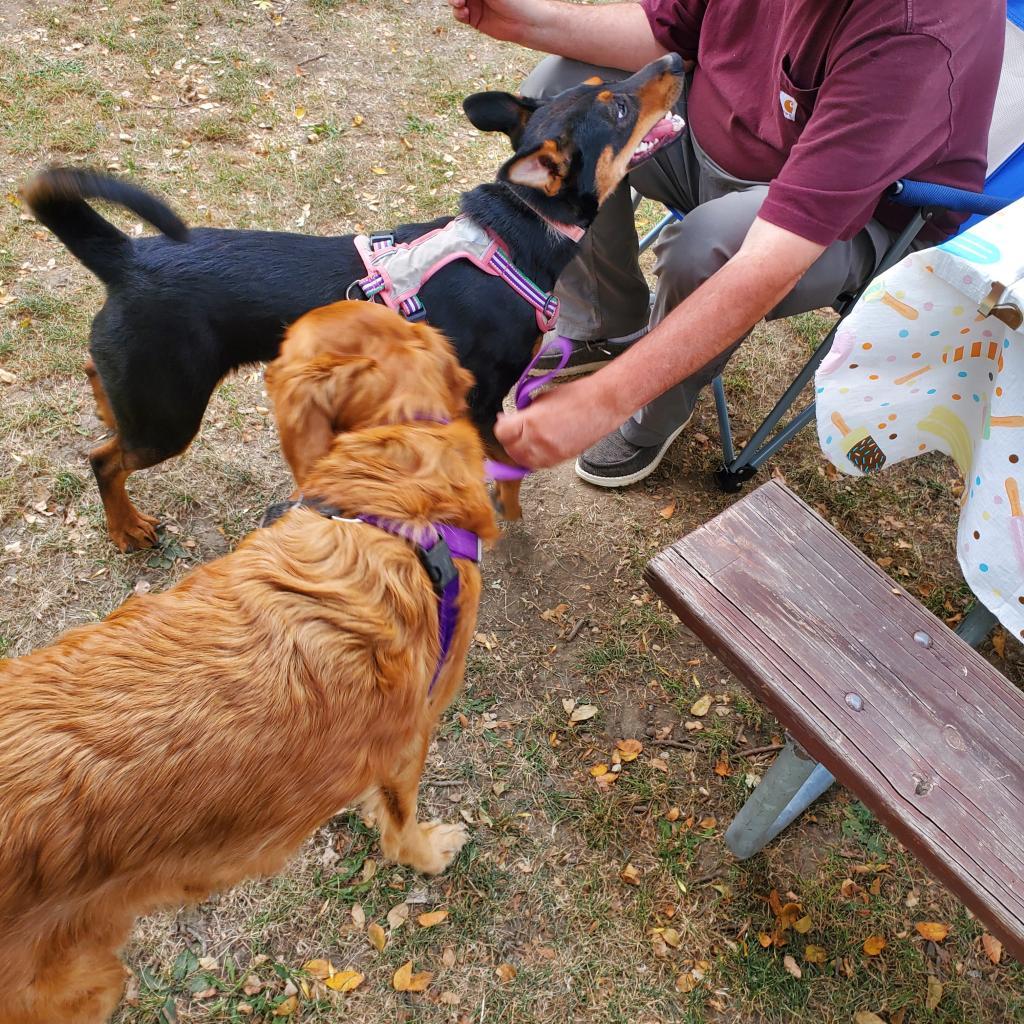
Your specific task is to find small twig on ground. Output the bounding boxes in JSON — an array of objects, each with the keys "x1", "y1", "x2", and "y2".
[
  {"x1": 654, "y1": 738, "x2": 697, "y2": 750},
  {"x1": 424, "y1": 778, "x2": 467, "y2": 788},
  {"x1": 566, "y1": 617, "x2": 587, "y2": 642},
  {"x1": 690, "y1": 863, "x2": 726, "y2": 886},
  {"x1": 734, "y1": 743, "x2": 784, "y2": 758},
  {"x1": 297, "y1": 52, "x2": 329, "y2": 67}
]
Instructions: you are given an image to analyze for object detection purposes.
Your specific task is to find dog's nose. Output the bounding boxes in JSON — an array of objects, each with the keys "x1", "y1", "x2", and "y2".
[{"x1": 660, "y1": 52, "x2": 686, "y2": 76}]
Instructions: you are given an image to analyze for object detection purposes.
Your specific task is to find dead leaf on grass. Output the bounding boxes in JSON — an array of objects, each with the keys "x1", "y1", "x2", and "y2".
[
  {"x1": 393, "y1": 961, "x2": 432, "y2": 993},
  {"x1": 714, "y1": 753, "x2": 731, "y2": 777},
  {"x1": 659, "y1": 502, "x2": 676, "y2": 519},
  {"x1": 351, "y1": 904, "x2": 365, "y2": 929},
  {"x1": 926, "y1": 975, "x2": 943, "y2": 1011},
  {"x1": 783, "y1": 955, "x2": 802, "y2": 980},
  {"x1": 616, "y1": 738, "x2": 643, "y2": 761},
  {"x1": 326, "y1": 971, "x2": 364, "y2": 993},
  {"x1": 862, "y1": 935, "x2": 887, "y2": 956},
  {"x1": 804, "y1": 945, "x2": 828, "y2": 964},
  {"x1": 303, "y1": 960, "x2": 334, "y2": 980},
  {"x1": 651, "y1": 757, "x2": 669, "y2": 773},
  {"x1": 417, "y1": 910, "x2": 449, "y2": 928},
  {"x1": 495, "y1": 964, "x2": 517, "y2": 983},
  {"x1": 690, "y1": 694, "x2": 713, "y2": 717},
  {"x1": 620, "y1": 863, "x2": 641, "y2": 886},
  {"x1": 853, "y1": 1013, "x2": 887, "y2": 1024},
  {"x1": 570, "y1": 704, "x2": 598, "y2": 723},
  {"x1": 661, "y1": 927, "x2": 681, "y2": 948},
  {"x1": 915, "y1": 921, "x2": 950, "y2": 942},
  {"x1": 992, "y1": 631, "x2": 1006, "y2": 658},
  {"x1": 540, "y1": 603, "x2": 569, "y2": 622},
  {"x1": 665, "y1": 806, "x2": 681, "y2": 821},
  {"x1": 793, "y1": 915, "x2": 813, "y2": 934},
  {"x1": 675, "y1": 972, "x2": 697, "y2": 993},
  {"x1": 387, "y1": 902, "x2": 410, "y2": 929},
  {"x1": 367, "y1": 922, "x2": 387, "y2": 952},
  {"x1": 982, "y1": 933, "x2": 1003, "y2": 964},
  {"x1": 442, "y1": 946, "x2": 457, "y2": 968},
  {"x1": 273, "y1": 996, "x2": 298, "y2": 1016}
]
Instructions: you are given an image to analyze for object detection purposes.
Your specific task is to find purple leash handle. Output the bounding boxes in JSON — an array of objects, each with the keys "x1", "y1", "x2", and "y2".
[{"x1": 484, "y1": 336, "x2": 573, "y2": 482}]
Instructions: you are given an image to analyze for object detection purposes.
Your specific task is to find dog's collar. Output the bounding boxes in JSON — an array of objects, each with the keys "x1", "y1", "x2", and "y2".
[
  {"x1": 259, "y1": 496, "x2": 481, "y2": 696},
  {"x1": 499, "y1": 183, "x2": 587, "y2": 244}
]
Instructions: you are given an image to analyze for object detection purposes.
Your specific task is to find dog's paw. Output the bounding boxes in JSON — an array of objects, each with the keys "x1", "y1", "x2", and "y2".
[
  {"x1": 111, "y1": 511, "x2": 160, "y2": 552},
  {"x1": 415, "y1": 821, "x2": 469, "y2": 875}
]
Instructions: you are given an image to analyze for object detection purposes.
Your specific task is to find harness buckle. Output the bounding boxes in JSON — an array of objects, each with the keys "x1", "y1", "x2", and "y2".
[
  {"x1": 417, "y1": 536, "x2": 458, "y2": 594},
  {"x1": 369, "y1": 232, "x2": 396, "y2": 251}
]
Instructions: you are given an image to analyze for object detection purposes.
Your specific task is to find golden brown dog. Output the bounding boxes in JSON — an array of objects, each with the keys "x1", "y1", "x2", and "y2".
[{"x1": 0, "y1": 301, "x2": 499, "y2": 1024}]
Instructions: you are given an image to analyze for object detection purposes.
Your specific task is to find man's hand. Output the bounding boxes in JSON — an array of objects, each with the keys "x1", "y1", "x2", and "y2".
[
  {"x1": 495, "y1": 217, "x2": 826, "y2": 469},
  {"x1": 446, "y1": 0, "x2": 543, "y2": 42}
]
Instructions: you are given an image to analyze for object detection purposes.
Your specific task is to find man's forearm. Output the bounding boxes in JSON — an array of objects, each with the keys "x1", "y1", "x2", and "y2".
[
  {"x1": 515, "y1": 1, "x2": 668, "y2": 71},
  {"x1": 590, "y1": 223, "x2": 824, "y2": 421}
]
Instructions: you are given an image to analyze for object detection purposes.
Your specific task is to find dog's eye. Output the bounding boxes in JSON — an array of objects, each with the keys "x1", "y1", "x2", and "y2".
[{"x1": 615, "y1": 99, "x2": 628, "y2": 121}]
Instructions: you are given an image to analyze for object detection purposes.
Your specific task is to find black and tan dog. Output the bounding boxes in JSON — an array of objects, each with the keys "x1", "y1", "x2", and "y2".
[{"x1": 22, "y1": 54, "x2": 684, "y2": 550}]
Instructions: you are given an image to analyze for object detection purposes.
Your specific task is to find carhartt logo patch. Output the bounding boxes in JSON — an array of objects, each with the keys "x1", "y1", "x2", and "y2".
[{"x1": 779, "y1": 90, "x2": 797, "y2": 121}]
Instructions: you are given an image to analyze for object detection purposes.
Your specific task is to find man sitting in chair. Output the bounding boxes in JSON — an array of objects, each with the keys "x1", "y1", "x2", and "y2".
[{"x1": 447, "y1": 0, "x2": 1004, "y2": 487}]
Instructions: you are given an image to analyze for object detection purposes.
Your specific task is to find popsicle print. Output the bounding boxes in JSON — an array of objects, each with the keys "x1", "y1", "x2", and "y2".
[
  {"x1": 864, "y1": 279, "x2": 919, "y2": 320},
  {"x1": 830, "y1": 412, "x2": 887, "y2": 473},
  {"x1": 917, "y1": 406, "x2": 974, "y2": 476},
  {"x1": 1006, "y1": 478, "x2": 1024, "y2": 575}
]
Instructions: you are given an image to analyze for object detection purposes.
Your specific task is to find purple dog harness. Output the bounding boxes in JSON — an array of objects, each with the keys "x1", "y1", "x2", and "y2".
[
  {"x1": 483, "y1": 334, "x2": 574, "y2": 482},
  {"x1": 349, "y1": 214, "x2": 582, "y2": 332},
  {"x1": 260, "y1": 497, "x2": 480, "y2": 695}
]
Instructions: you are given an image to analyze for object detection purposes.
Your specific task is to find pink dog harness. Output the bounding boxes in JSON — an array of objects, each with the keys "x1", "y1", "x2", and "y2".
[{"x1": 350, "y1": 215, "x2": 579, "y2": 332}]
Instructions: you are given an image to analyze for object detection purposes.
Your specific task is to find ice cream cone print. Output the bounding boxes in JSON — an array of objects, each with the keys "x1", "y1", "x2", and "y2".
[
  {"x1": 864, "y1": 279, "x2": 919, "y2": 320},
  {"x1": 830, "y1": 411, "x2": 887, "y2": 473},
  {"x1": 893, "y1": 365, "x2": 932, "y2": 386},
  {"x1": 1005, "y1": 478, "x2": 1024, "y2": 575},
  {"x1": 917, "y1": 406, "x2": 974, "y2": 475}
]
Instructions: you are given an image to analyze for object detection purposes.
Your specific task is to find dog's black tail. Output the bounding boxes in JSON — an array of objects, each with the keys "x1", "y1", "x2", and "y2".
[{"x1": 20, "y1": 167, "x2": 189, "y2": 287}]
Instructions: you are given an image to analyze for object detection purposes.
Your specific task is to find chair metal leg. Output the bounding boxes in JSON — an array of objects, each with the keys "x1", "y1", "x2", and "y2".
[
  {"x1": 955, "y1": 603, "x2": 997, "y2": 646},
  {"x1": 714, "y1": 210, "x2": 931, "y2": 491},
  {"x1": 725, "y1": 739, "x2": 835, "y2": 860},
  {"x1": 639, "y1": 212, "x2": 676, "y2": 254}
]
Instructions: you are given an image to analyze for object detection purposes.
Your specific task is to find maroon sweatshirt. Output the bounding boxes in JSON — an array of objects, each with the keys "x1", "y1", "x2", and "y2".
[{"x1": 641, "y1": 0, "x2": 1005, "y2": 243}]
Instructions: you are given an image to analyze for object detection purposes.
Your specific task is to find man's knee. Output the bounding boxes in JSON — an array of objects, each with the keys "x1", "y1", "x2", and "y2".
[
  {"x1": 653, "y1": 189, "x2": 764, "y2": 294},
  {"x1": 521, "y1": 56, "x2": 626, "y2": 101}
]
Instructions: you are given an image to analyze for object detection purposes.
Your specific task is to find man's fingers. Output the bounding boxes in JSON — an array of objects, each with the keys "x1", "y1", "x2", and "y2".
[{"x1": 494, "y1": 410, "x2": 525, "y2": 449}]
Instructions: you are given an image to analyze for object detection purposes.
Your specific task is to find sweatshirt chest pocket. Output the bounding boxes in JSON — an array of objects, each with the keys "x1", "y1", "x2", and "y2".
[{"x1": 778, "y1": 54, "x2": 820, "y2": 128}]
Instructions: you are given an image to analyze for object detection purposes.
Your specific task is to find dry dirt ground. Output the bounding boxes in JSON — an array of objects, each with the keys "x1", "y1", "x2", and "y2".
[{"x1": 1, "y1": 2, "x2": 1022, "y2": 1022}]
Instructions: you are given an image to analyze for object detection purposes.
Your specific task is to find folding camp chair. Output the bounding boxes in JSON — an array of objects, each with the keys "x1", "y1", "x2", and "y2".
[{"x1": 638, "y1": 1, "x2": 1024, "y2": 492}]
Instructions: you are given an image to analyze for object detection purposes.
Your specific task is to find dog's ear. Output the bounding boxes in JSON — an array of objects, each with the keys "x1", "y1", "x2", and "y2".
[
  {"x1": 463, "y1": 91, "x2": 541, "y2": 148},
  {"x1": 502, "y1": 138, "x2": 572, "y2": 197},
  {"x1": 267, "y1": 353, "x2": 381, "y2": 486}
]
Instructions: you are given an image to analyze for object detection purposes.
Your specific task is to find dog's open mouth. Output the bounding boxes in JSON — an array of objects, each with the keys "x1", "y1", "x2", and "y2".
[{"x1": 628, "y1": 112, "x2": 686, "y2": 168}]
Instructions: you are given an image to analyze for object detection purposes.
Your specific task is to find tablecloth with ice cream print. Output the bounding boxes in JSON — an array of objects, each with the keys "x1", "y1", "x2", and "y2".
[{"x1": 815, "y1": 197, "x2": 1024, "y2": 641}]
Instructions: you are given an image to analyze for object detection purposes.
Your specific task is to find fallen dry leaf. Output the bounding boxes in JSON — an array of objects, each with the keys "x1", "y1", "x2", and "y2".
[
  {"x1": 393, "y1": 961, "x2": 432, "y2": 993},
  {"x1": 242, "y1": 976, "x2": 263, "y2": 996},
  {"x1": 293, "y1": 105, "x2": 306, "y2": 119},
  {"x1": 0, "y1": 368, "x2": 16, "y2": 384},
  {"x1": 926, "y1": 975, "x2": 943, "y2": 1011},
  {"x1": 793, "y1": 915, "x2": 813, "y2": 935},
  {"x1": 783, "y1": 955, "x2": 802, "y2": 980},
  {"x1": 982, "y1": 933, "x2": 1003, "y2": 964},
  {"x1": 273, "y1": 995, "x2": 298, "y2": 1016},
  {"x1": 570, "y1": 704, "x2": 598, "y2": 723},
  {"x1": 651, "y1": 756, "x2": 669, "y2": 773},
  {"x1": 992, "y1": 631, "x2": 1006, "y2": 658},
  {"x1": 620, "y1": 863, "x2": 641, "y2": 886},
  {"x1": 442, "y1": 946, "x2": 457, "y2": 968},
  {"x1": 698, "y1": 816, "x2": 717, "y2": 829},
  {"x1": 714, "y1": 753, "x2": 731, "y2": 777},
  {"x1": 862, "y1": 935, "x2": 887, "y2": 956},
  {"x1": 690, "y1": 693, "x2": 713, "y2": 718},
  {"x1": 590, "y1": 763, "x2": 610, "y2": 778},
  {"x1": 616, "y1": 738, "x2": 643, "y2": 761},
  {"x1": 387, "y1": 902, "x2": 410, "y2": 929},
  {"x1": 675, "y1": 972, "x2": 697, "y2": 993},
  {"x1": 367, "y1": 922, "x2": 387, "y2": 952},
  {"x1": 840, "y1": 878, "x2": 860, "y2": 898},
  {"x1": 915, "y1": 921, "x2": 950, "y2": 942},
  {"x1": 540, "y1": 603, "x2": 569, "y2": 622},
  {"x1": 351, "y1": 904, "x2": 365, "y2": 929},
  {"x1": 351, "y1": 114, "x2": 365, "y2": 127},
  {"x1": 665, "y1": 806, "x2": 681, "y2": 821},
  {"x1": 757, "y1": 932, "x2": 774, "y2": 948},
  {"x1": 326, "y1": 970, "x2": 364, "y2": 993},
  {"x1": 853, "y1": 1013, "x2": 887, "y2": 1024},
  {"x1": 661, "y1": 927, "x2": 681, "y2": 949},
  {"x1": 804, "y1": 945, "x2": 828, "y2": 964},
  {"x1": 303, "y1": 960, "x2": 334, "y2": 980},
  {"x1": 890, "y1": 1009, "x2": 907, "y2": 1024},
  {"x1": 659, "y1": 502, "x2": 676, "y2": 519},
  {"x1": 417, "y1": 910, "x2": 449, "y2": 928},
  {"x1": 495, "y1": 963, "x2": 517, "y2": 983}
]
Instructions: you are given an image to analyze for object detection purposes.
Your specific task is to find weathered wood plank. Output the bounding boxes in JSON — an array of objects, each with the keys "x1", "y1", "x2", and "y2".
[{"x1": 645, "y1": 480, "x2": 1024, "y2": 963}]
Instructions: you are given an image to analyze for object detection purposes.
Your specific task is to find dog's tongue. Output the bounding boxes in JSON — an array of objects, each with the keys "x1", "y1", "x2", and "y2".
[{"x1": 629, "y1": 112, "x2": 686, "y2": 167}]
